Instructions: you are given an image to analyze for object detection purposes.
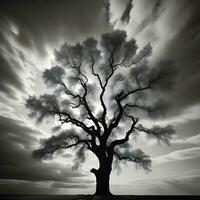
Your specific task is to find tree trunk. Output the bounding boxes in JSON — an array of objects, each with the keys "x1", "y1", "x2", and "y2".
[
  {"x1": 91, "y1": 162, "x2": 112, "y2": 195},
  {"x1": 96, "y1": 169, "x2": 111, "y2": 195}
]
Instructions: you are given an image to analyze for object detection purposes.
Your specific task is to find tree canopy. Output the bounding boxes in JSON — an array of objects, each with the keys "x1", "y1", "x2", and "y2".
[{"x1": 26, "y1": 29, "x2": 176, "y2": 177}]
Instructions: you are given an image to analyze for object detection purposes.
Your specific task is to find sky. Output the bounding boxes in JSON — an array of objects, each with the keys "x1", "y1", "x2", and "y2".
[{"x1": 0, "y1": 0, "x2": 200, "y2": 195}]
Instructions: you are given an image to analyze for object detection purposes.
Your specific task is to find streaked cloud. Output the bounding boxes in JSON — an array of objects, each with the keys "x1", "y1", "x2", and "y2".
[
  {"x1": 152, "y1": 147, "x2": 200, "y2": 164},
  {"x1": 112, "y1": 169, "x2": 200, "y2": 195},
  {"x1": 172, "y1": 134, "x2": 200, "y2": 145},
  {"x1": 121, "y1": 0, "x2": 133, "y2": 24},
  {"x1": 0, "y1": 114, "x2": 93, "y2": 194}
]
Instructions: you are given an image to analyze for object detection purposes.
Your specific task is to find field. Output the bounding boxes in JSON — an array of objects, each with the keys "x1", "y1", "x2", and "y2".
[{"x1": 0, "y1": 195, "x2": 199, "y2": 200}]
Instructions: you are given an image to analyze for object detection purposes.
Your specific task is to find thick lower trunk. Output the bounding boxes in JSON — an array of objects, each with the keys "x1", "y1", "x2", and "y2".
[
  {"x1": 91, "y1": 167, "x2": 112, "y2": 195},
  {"x1": 96, "y1": 170, "x2": 111, "y2": 195}
]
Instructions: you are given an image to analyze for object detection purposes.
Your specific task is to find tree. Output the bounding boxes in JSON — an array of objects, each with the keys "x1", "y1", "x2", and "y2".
[{"x1": 26, "y1": 30, "x2": 176, "y2": 195}]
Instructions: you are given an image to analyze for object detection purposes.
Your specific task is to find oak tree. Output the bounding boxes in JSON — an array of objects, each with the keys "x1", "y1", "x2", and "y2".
[{"x1": 26, "y1": 30, "x2": 176, "y2": 195}]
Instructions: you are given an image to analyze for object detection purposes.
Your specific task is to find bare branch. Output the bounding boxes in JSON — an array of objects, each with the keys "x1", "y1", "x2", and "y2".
[
  {"x1": 107, "y1": 92, "x2": 124, "y2": 133},
  {"x1": 53, "y1": 110, "x2": 94, "y2": 133},
  {"x1": 135, "y1": 124, "x2": 175, "y2": 145},
  {"x1": 90, "y1": 54, "x2": 103, "y2": 89},
  {"x1": 109, "y1": 115, "x2": 138, "y2": 150},
  {"x1": 125, "y1": 99, "x2": 171, "y2": 119},
  {"x1": 98, "y1": 48, "x2": 117, "y2": 129},
  {"x1": 113, "y1": 148, "x2": 151, "y2": 171},
  {"x1": 120, "y1": 75, "x2": 163, "y2": 101},
  {"x1": 32, "y1": 133, "x2": 92, "y2": 160},
  {"x1": 122, "y1": 43, "x2": 152, "y2": 68},
  {"x1": 56, "y1": 75, "x2": 101, "y2": 132},
  {"x1": 55, "y1": 79, "x2": 83, "y2": 100}
]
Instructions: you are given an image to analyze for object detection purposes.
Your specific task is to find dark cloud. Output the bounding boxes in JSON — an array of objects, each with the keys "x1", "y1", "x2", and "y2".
[
  {"x1": 0, "y1": 115, "x2": 40, "y2": 168},
  {"x1": 151, "y1": 0, "x2": 164, "y2": 21},
  {"x1": 0, "y1": 180, "x2": 58, "y2": 195},
  {"x1": 0, "y1": 16, "x2": 25, "y2": 98},
  {"x1": 135, "y1": 0, "x2": 165, "y2": 34},
  {"x1": 157, "y1": 1, "x2": 200, "y2": 116},
  {"x1": 0, "y1": 0, "x2": 112, "y2": 100},
  {"x1": 124, "y1": 0, "x2": 200, "y2": 119},
  {"x1": 0, "y1": 53, "x2": 23, "y2": 98},
  {"x1": 0, "y1": 115, "x2": 92, "y2": 193},
  {"x1": 0, "y1": 0, "x2": 111, "y2": 56},
  {"x1": 104, "y1": 0, "x2": 111, "y2": 23},
  {"x1": 175, "y1": 118, "x2": 200, "y2": 138},
  {"x1": 51, "y1": 182, "x2": 90, "y2": 189},
  {"x1": 121, "y1": 0, "x2": 133, "y2": 24}
]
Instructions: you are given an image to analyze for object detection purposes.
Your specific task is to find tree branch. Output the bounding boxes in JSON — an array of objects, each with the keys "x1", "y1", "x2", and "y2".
[
  {"x1": 32, "y1": 133, "x2": 93, "y2": 160},
  {"x1": 120, "y1": 75, "x2": 162, "y2": 101},
  {"x1": 114, "y1": 151, "x2": 136, "y2": 162},
  {"x1": 90, "y1": 54, "x2": 103, "y2": 89},
  {"x1": 134, "y1": 124, "x2": 175, "y2": 145},
  {"x1": 80, "y1": 77, "x2": 101, "y2": 133},
  {"x1": 124, "y1": 103, "x2": 152, "y2": 112},
  {"x1": 56, "y1": 75, "x2": 101, "y2": 133},
  {"x1": 107, "y1": 92, "x2": 124, "y2": 133},
  {"x1": 113, "y1": 149, "x2": 151, "y2": 171},
  {"x1": 98, "y1": 47, "x2": 117, "y2": 131},
  {"x1": 55, "y1": 79, "x2": 83, "y2": 101},
  {"x1": 63, "y1": 139, "x2": 92, "y2": 151},
  {"x1": 109, "y1": 115, "x2": 138, "y2": 151},
  {"x1": 53, "y1": 110, "x2": 94, "y2": 134}
]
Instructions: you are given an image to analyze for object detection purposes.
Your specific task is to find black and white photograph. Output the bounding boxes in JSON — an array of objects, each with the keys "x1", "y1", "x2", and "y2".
[{"x1": 0, "y1": 0, "x2": 200, "y2": 199}]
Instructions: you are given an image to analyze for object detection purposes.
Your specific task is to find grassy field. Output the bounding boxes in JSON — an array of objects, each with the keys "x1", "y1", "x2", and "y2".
[{"x1": 0, "y1": 195, "x2": 199, "y2": 200}]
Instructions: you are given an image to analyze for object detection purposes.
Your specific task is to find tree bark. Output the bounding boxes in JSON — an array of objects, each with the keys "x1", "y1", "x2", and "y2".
[{"x1": 91, "y1": 159, "x2": 112, "y2": 195}]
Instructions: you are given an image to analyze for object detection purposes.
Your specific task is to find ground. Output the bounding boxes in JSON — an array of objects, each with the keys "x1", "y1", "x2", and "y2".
[{"x1": 0, "y1": 195, "x2": 199, "y2": 200}]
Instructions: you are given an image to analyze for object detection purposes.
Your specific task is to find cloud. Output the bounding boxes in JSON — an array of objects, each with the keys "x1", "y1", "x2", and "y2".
[
  {"x1": 118, "y1": 169, "x2": 200, "y2": 195},
  {"x1": 121, "y1": 0, "x2": 133, "y2": 24},
  {"x1": 171, "y1": 134, "x2": 200, "y2": 145},
  {"x1": 152, "y1": 147, "x2": 200, "y2": 164},
  {"x1": 104, "y1": 0, "x2": 111, "y2": 23},
  {"x1": 135, "y1": 0, "x2": 164, "y2": 34},
  {"x1": 108, "y1": 0, "x2": 200, "y2": 122},
  {"x1": 0, "y1": 0, "x2": 111, "y2": 54},
  {"x1": 150, "y1": 103, "x2": 200, "y2": 126},
  {"x1": 108, "y1": 0, "x2": 131, "y2": 25},
  {"x1": 0, "y1": 179, "x2": 93, "y2": 195},
  {"x1": 112, "y1": 173, "x2": 200, "y2": 195},
  {"x1": 111, "y1": 0, "x2": 200, "y2": 121},
  {"x1": 129, "y1": 169, "x2": 200, "y2": 186},
  {"x1": 0, "y1": 17, "x2": 25, "y2": 98},
  {"x1": 164, "y1": 176, "x2": 200, "y2": 195},
  {"x1": 148, "y1": 131, "x2": 200, "y2": 147},
  {"x1": 0, "y1": 0, "x2": 112, "y2": 101},
  {"x1": 0, "y1": 15, "x2": 41, "y2": 103},
  {"x1": 0, "y1": 180, "x2": 58, "y2": 195},
  {"x1": 51, "y1": 182, "x2": 91, "y2": 189},
  {"x1": 0, "y1": 114, "x2": 93, "y2": 194},
  {"x1": 0, "y1": 0, "x2": 112, "y2": 194}
]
